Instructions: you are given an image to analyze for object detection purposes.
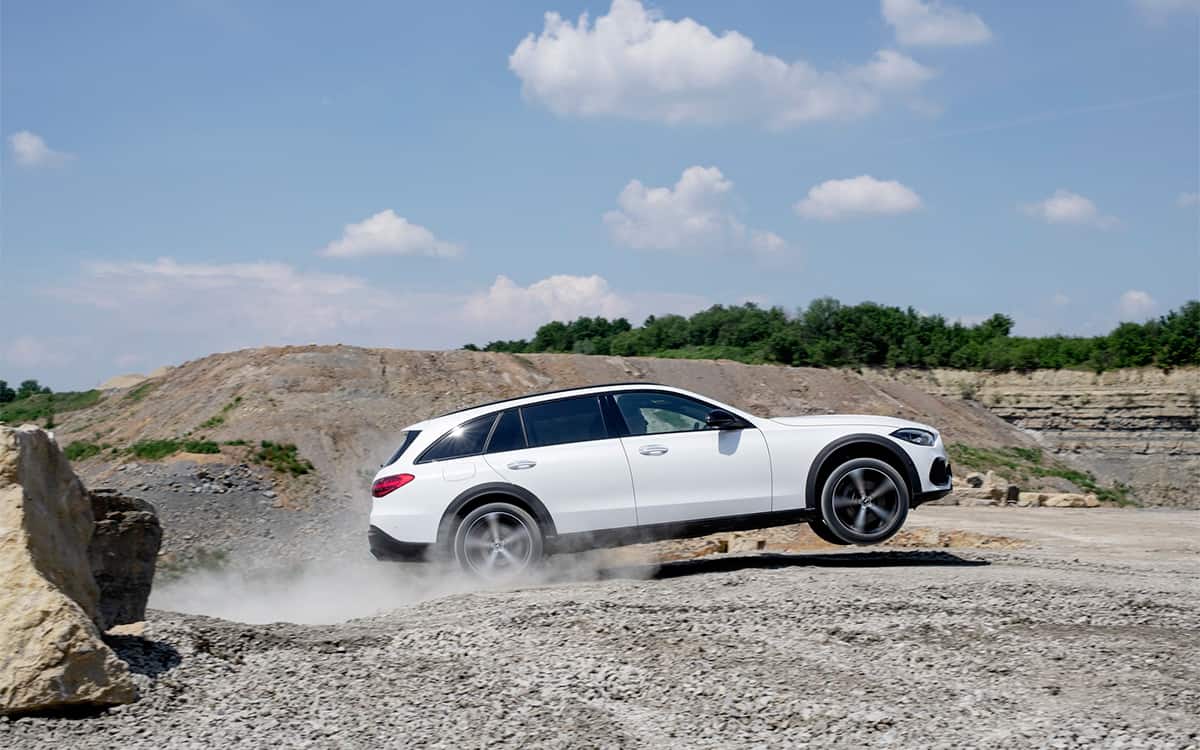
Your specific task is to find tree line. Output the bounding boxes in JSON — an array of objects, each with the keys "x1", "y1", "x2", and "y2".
[
  {"x1": 464, "y1": 298, "x2": 1199, "y2": 372},
  {"x1": 0, "y1": 379, "x2": 50, "y2": 404}
]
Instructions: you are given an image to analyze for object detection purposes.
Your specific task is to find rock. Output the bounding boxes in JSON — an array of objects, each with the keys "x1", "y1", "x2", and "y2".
[
  {"x1": 1041, "y1": 493, "x2": 1100, "y2": 508},
  {"x1": 958, "y1": 495, "x2": 998, "y2": 507},
  {"x1": 0, "y1": 426, "x2": 136, "y2": 716},
  {"x1": 1017, "y1": 492, "x2": 1042, "y2": 507},
  {"x1": 88, "y1": 489, "x2": 162, "y2": 630},
  {"x1": 726, "y1": 536, "x2": 766, "y2": 553},
  {"x1": 965, "y1": 472, "x2": 986, "y2": 488}
]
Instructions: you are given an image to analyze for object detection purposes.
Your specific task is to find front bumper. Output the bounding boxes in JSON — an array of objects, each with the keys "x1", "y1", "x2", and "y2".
[{"x1": 368, "y1": 525, "x2": 431, "y2": 562}]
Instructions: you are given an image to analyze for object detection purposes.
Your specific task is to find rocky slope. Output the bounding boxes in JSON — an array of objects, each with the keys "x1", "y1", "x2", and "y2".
[
  {"x1": 33, "y1": 347, "x2": 1196, "y2": 569},
  {"x1": 874, "y1": 368, "x2": 1200, "y2": 507}
]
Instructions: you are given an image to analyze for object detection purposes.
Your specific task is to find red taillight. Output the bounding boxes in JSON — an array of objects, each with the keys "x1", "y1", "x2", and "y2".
[{"x1": 372, "y1": 473, "x2": 414, "y2": 497}]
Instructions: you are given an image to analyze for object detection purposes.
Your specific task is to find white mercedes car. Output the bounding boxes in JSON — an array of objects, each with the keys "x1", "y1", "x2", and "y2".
[{"x1": 369, "y1": 383, "x2": 952, "y2": 578}]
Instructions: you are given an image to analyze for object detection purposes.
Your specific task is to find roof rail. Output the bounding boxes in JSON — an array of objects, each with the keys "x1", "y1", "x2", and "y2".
[{"x1": 432, "y1": 381, "x2": 664, "y2": 419}]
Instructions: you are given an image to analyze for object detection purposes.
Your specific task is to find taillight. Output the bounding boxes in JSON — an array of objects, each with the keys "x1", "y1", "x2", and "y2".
[{"x1": 372, "y1": 473, "x2": 414, "y2": 497}]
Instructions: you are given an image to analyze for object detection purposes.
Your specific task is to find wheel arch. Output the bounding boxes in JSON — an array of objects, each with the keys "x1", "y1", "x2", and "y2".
[
  {"x1": 805, "y1": 434, "x2": 920, "y2": 510},
  {"x1": 436, "y1": 482, "x2": 558, "y2": 548}
]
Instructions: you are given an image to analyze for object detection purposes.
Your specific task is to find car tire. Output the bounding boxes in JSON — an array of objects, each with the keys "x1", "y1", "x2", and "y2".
[
  {"x1": 806, "y1": 517, "x2": 852, "y2": 545},
  {"x1": 819, "y1": 457, "x2": 910, "y2": 545},
  {"x1": 452, "y1": 501, "x2": 544, "y2": 580}
]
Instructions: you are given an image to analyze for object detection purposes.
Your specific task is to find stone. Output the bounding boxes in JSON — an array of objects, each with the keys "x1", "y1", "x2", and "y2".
[
  {"x1": 958, "y1": 495, "x2": 999, "y2": 507},
  {"x1": 1017, "y1": 492, "x2": 1042, "y2": 507},
  {"x1": 0, "y1": 426, "x2": 137, "y2": 716},
  {"x1": 727, "y1": 536, "x2": 766, "y2": 553},
  {"x1": 965, "y1": 472, "x2": 986, "y2": 488},
  {"x1": 1041, "y1": 493, "x2": 1099, "y2": 508},
  {"x1": 88, "y1": 489, "x2": 162, "y2": 630}
]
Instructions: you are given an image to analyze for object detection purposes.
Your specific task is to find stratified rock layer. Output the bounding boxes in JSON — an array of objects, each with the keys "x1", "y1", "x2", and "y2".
[{"x1": 0, "y1": 426, "x2": 136, "y2": 715}]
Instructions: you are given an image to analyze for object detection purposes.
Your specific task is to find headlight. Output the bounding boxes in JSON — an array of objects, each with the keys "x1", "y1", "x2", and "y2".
[{"x1": 890, "y1": 428, "x2": 936, "y2": 446}]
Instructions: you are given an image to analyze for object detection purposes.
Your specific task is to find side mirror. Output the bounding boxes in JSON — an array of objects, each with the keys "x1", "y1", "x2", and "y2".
[{"x1": 705, "y1": 409, "x2": 743, "y2": 430}]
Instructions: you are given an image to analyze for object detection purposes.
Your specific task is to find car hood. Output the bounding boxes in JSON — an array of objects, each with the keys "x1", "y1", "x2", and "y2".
[{"x1": 769, "y1": 414, "x2": 935, "y2": 432}]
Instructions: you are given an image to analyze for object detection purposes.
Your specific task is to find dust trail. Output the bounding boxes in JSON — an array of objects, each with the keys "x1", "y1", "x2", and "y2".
[{"x1": 149, "y1": 550, "x2": 658, "y2": 625}]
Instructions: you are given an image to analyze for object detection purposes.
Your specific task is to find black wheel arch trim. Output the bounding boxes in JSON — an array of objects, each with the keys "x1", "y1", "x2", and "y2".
[
  {"x1": 805, "y1": 433, "x2": 921, "y2": 510},
  {"x1": 437, "y1": 482, "x2": 558, "y2": 547}
]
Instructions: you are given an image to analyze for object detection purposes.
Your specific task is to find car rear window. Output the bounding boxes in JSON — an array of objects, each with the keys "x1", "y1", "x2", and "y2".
[
  {"x1": 418, "y1": 413, "x2": 496, "y2": 463},
  {"x1": 520, "y1": 396, "x2": 607, "y2": 448},
  {"x1": 384, "y1": 431, "x2": 421, "y2": 465}
]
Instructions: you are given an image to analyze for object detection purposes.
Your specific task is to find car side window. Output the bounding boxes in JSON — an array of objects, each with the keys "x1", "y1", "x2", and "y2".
[
  {"x1": 613, "y1": 392, "x2": 713, "y2": 436},
  {"x1": 419, "y1": 413, "x2": 496, "y2": 462},
  {"x1": 485, "y1": 409, "x2": 526, "y2": 453},
  {"x1": 520, "y1": 396, "x2": 607, "y2": 448}
]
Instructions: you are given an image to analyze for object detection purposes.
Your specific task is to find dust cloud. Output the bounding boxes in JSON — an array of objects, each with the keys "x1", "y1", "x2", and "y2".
[{"x1": 149, "y1": 551, "x2": 657, "y2": 625}]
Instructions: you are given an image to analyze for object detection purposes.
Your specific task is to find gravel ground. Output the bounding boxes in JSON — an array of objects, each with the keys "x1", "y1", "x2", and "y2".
[{"x1": 3, "y1": 508, "x2": 1198, "y2": 749}]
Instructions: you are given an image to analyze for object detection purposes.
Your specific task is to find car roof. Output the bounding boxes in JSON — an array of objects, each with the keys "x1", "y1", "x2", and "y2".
[{"x1": 409, "y1": 382, "x2": 692, "y2": 432}]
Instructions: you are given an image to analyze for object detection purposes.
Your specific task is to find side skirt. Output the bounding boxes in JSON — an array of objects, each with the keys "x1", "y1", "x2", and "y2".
[{"x1": 548, "y1": 509, "x2": 820, "y2": 554}]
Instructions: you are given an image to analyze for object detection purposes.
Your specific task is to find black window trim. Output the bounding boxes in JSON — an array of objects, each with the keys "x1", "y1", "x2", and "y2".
[
  {"x1": 414, "y1": 388, "x2": 742, "y2": 462},
  {"x1": 605, "y1": 389, "x2": 748, "y2": 438}
]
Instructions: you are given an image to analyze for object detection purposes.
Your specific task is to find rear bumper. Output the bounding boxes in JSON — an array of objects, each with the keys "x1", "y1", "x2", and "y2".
[
  {"x1": 913, "y1": 488, "x2": 952, "y2": 508},
  {"x1": 368, "y1": 525, "x2": 431, "y2": 562}
]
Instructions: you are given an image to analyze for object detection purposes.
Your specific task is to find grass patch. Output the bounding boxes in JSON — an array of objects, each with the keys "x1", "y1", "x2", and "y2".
[
  {"x1": 65, "y1": 441, "x2": 105, "y2": 461},
  {"x1": 198, "y1": 396, "x2": 242, "y2": 429},
  {"x1": 126, "y1": 438, "x2": 219, "y2": 460},
  {"x1": 0, "y1": 390, "x2": 102, "y2": 425},
  {"x1": 948, "y1": 443, "x2": 1136, "y2": 506},
  {"x1": 253, "y1": 440, "x2": 315, "y2": 476},
  {"x1": 223, "y1": 439, "x2": 248, "y2": 446},
  {"x1": 125, "y1": 381, "x2": 158, "y2": 402}
]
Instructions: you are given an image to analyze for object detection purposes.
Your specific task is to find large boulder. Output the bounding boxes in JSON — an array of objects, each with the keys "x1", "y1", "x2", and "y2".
[
  {"x1": 88, "y1": 489, "x2": 162, "y2": 630},
  {"x1": 0, "y1": 426, "x2": 136, "y2": 716}
]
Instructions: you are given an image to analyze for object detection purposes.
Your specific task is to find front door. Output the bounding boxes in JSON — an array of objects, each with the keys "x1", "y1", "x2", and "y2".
[{"x1": 612, "y1": 391, "x2": 772, "y2": 526}]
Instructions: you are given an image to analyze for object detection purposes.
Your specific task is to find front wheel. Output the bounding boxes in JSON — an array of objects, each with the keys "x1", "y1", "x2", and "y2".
[
  {"x1": 819, "y1": 458, "x2": 909, "y2": 545},
  {"x1": 452, "y1": 502, "x2": 544, "y2": 581}
]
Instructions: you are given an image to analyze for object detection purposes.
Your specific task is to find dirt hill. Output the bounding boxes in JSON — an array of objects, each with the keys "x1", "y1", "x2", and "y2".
[{"x1": 54, "y1": 346, "x2": 1036, "y2": 489}]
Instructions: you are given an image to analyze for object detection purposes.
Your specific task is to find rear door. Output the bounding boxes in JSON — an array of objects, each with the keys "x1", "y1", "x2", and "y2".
[
  {"x1": 611, "y1": 391, "x2": 771, "y2": 525},
  {"x1": 483, "y1": 397, "x2": 637, "y2": 534}
]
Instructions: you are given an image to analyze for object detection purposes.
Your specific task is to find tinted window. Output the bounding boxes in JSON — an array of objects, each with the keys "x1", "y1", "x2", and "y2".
[
  {"x1": 384, "y1": 430, "x2": 421, "y2": 465},
  {"x1": 485, "y1": 409, "x2": 526, "y2": 453},
  {"x1": 521, "y1": 396, "x2": 607, "y2": 448},
  {"x1": 419, "y1": 413, "x2": 496, "y2": 462},
  {"x1": 613, "y1": 392, "x2": 712, "y2": 435}
]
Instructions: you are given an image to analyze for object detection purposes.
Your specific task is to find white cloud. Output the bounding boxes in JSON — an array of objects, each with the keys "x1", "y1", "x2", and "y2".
[
  {"x1": 794, "y1": 175, "x2": 923, "y2": 220},
  {"x1": 1021, "y1": 189, "x2": 1118, "y2": 229},
  {"x1": 320, "y1": 210, "x2": 461, "y2": 259},
  {"x1": 1134, "y1": 0, "x2": 1200, "y2": 19},
  {"x1": 882, "y1": 0, "x2": 992, "y2": 46},
  {"x1": 509, "y1": 0, "x2": 935, "y2": 128},
  {"x1": 7, "y1": 130, "x2": 71, "y2": 167},
  {"x1": 1118, "y1": 290, "x2": 1157, "y2": 319},
  {"x1": 46, "y1": 259, "x2": 707, "y2": 378},
  {"x1": 604, "y1": 166, "x2": 790, "y2": 258},
  {"x1": 1177, "y1": 192, "x2": 1200, "y2": 207}
]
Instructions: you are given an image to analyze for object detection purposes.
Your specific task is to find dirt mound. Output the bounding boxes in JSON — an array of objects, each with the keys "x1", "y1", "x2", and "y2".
[{"x1": 56, "y1": 346, "x2": 1033, "y2": 489}]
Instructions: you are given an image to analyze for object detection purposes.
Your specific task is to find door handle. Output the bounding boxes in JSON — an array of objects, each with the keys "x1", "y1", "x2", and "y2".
[
  {"x1": 507, "y1": 459, "x2": 537, "y2": 470},
  {"x1": 638, "y1": 445, "x2": 669, "y2": 456}
]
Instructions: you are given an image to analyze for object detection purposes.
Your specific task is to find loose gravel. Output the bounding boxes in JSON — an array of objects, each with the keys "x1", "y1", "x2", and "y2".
[{"x1": 4, "y1": 508, "x2": 1198, "y2": 749}]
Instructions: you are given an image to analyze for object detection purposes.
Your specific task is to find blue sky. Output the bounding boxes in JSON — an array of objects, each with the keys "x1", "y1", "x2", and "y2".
[{"x1": 2, "y1": 0, "x2": 1198, "y2": 389}]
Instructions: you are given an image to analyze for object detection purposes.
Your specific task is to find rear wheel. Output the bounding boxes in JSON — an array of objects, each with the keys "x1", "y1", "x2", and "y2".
[
  {"x1": 452, "y1": 502, "x2": 543, "y2": 581},
  {"x1": 819, "y1": 457, "x2": 909, "y2": 545}
]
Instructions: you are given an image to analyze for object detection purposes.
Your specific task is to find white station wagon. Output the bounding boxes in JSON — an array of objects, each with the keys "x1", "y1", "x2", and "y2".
[{"x1": 369, "y1": 383, "x2": 952, "y2": 578}]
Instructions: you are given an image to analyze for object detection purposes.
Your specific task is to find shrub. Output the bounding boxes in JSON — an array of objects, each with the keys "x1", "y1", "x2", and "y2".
[
  {"x1": 253, "y1": 440, "x2": 315, "y2": 476},
  {"x1": 65, "y1": 441, "x2": 103, "y2": 461},
  {"x1": 0, "y1": 390, "x2": 101, "y2": 424},
  {"x1": 128, "y1": 439, "x2": 182, "y2": 460},
  {"x1": 181, "y1": 440, "x2": 220, "y2": 454}
]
